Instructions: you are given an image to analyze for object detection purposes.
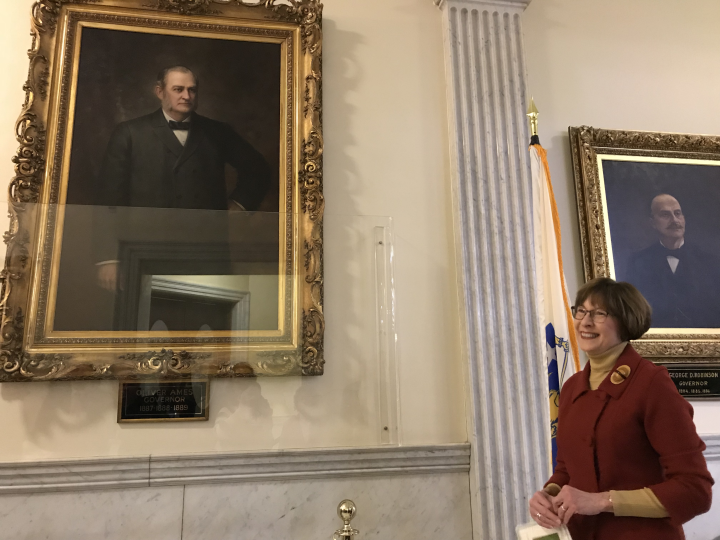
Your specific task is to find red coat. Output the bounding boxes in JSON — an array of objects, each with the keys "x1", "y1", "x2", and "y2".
[{"x1": 546, "y1": 345, "x2": 713, "y2": 540}]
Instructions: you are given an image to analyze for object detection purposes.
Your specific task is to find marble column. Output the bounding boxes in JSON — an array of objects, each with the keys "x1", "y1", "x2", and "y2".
[{"x1": 435, "y1": 0, "x2": 550, "y2": 538}]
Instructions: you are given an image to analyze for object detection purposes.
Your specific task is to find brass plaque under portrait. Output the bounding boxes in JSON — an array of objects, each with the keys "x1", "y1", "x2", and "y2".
[
  {"x1": 118, "y1": 379, "x2": 210, "y2": 422},
  {"x1": 570, "y1": 126, "x2": 720, "y2": 366},
  {"x1": 0, "y1": 0, "x2": 324, "y2": 382}
]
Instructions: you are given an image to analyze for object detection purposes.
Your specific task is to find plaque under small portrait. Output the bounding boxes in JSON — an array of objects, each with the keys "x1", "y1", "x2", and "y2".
[
  {"x1": 118, "y1": 380, "x2": 209, "y2": 422},
  {"x1": 667, "y1": 366, "x2": 720, "y2": 399}
]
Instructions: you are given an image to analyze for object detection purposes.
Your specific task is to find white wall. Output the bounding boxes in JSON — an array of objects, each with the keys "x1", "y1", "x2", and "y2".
[
  {"x1": 0, "y1": 0, "x2": 466, "y2": 460},
  {"x1": 523, "y1": 0, "x2": 720, "y2": 434}
]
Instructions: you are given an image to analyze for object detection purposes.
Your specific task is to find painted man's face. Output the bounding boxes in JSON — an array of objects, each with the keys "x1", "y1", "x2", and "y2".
[
  {"x1": 155, "y1": 70, "x2": 198, "y2": 120},
  {"x1": 650, "y1": 195, "x2": 685, "y2": 244}
]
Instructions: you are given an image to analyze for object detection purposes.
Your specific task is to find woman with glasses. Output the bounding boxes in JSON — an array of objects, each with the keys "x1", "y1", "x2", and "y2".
[{"x1": 528, "y1": 277, "x2": 713, "y2": 540}]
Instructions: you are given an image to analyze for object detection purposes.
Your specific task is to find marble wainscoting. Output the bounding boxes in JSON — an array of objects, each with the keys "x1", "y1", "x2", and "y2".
[
  {"x1": 0, "y1": 437, "x2": 716, "y2": 540},
  {"x1": 181, "y1": 474, "x2": 471, "y2": 540},
  {"x1": 0, "y1": 487, "x2": 185, "y2": 540},
  {"x1": 0, "y1": 444, "x2": 472, "y2": 540}
]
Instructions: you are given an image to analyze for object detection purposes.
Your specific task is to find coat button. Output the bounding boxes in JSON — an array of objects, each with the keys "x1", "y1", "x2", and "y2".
[{"x1": 611, "y1": 365, "x2": 631, "y2": 385}]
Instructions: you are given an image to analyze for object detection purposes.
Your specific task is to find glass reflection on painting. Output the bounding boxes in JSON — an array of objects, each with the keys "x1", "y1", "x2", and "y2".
[{"x1": 51, "y1": 25, "x2": 286, "y2": 334}]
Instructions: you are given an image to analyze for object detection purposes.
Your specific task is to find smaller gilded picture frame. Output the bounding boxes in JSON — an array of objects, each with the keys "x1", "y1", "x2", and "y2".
[{"x1": 569, "y1": 126, "x2": 720, "y2": 365}]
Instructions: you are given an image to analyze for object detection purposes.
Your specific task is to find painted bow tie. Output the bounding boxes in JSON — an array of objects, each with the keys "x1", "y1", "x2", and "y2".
[{"x1": 168, "y1": 121, "x2": 191, "y2": 130}]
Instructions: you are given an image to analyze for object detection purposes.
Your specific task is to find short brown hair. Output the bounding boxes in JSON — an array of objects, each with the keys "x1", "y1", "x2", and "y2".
[{"x1": 574, "y1": 277, "x2": 652, "y2": 341}]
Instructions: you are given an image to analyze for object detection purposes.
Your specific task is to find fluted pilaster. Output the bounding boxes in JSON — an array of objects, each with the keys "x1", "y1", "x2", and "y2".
[{"x1": 437, "y1": 0, "x2": 550, "y2": 538}]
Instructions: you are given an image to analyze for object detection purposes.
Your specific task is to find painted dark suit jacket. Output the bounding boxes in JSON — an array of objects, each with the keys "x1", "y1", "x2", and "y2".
[
  {"x1": 546, "y1": 345, "x2": 713, "y2": 540},
  {"x1": 98, "y1": 108, "x2": 270, "y2": 211},
  {"x1": 94, "y1": 108, "x2": 272, "y2": 261},
  {"x1": 624, "y1": 242, "x2": 720, "y2": 328}
]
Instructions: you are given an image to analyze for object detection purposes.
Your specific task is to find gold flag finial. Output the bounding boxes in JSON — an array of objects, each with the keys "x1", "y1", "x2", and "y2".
[{"x1": 526, "y1": 97, "x2": 539, "y2": 137}]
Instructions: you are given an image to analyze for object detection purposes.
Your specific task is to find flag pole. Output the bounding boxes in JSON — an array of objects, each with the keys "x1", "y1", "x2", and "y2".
[
  {"x1": 527, "y1": 97, "x2": 558, "y2": 469},
  {"x1": 526, "y1": 98, "x2": 579, "y2": 372},
  {"x1": 527, "y1": 98, "x2": 581, "y2": 469},
  {"x1": 527, "y1": 97, "x2": 540, "y2": 145}
]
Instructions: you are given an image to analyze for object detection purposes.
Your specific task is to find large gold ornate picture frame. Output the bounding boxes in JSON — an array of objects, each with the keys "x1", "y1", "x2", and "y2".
[
  {"x1": 0, "y1": 0, "x2": 324, "y2": 381},
  {"x1": 570, "y1": 126, "x2": 720, "y2": 364}
]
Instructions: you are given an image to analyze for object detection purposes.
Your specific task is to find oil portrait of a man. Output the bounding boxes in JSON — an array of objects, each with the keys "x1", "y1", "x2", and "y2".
[
  {"x1": 94, "y1": 66, "x2": 272, "y2": 292},
  {"x1": 602, "y1": 159, "x2": 720, "y2": 329},
  {"x1": 624, "y1": 194, "x2": 720, "y2": 327},
  {"x1": 52, "y1": 27, "x2": 284, "y2": 333}
]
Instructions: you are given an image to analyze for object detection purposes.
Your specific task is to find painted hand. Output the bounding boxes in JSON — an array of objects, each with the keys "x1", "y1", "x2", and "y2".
[{"x1": 97, "y1": 262, "x2": 120, "y2": 292}]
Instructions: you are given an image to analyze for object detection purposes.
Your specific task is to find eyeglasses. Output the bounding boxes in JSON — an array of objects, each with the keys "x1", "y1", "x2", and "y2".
[{"x1": 571, "y1": 306, "x2": 609, "y2": 323}]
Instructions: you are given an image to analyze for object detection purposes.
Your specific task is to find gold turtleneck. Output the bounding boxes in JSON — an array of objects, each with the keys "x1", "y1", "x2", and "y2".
[
  {"x1": 544, "y1": 341, "x2": 669, "y2": 518},
  {"x1": 587, "y1": 341, "x2": 628, "y2": 390}
]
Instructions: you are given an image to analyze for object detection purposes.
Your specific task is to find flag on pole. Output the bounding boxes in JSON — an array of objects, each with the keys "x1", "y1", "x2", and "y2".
[{"x1": 529, "y1": 129, "x2": 580, "y2": 469}]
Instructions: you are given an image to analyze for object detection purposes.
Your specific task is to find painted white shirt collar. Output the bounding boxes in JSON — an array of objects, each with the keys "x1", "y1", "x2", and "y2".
[
  {"x1": 660, "y1": 239, "x2": 684, "y2": 274},
  {"x1": 162, "y1": 110, "x2": 191, "y2": 146}
]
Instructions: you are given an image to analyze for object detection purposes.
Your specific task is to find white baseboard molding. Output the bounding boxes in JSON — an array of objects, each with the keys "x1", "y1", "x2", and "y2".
[{"x1": 702, "y1": 434, "x2": 720, "y2": 460}]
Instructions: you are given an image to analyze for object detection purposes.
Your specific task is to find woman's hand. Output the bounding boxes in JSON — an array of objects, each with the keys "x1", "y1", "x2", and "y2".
[
  {"x1": 552, "y1": 486, "x2": 613, "y2": 524},
  {"x1": 529, "y1": 490, "x2": 562, "y2": 529}
]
